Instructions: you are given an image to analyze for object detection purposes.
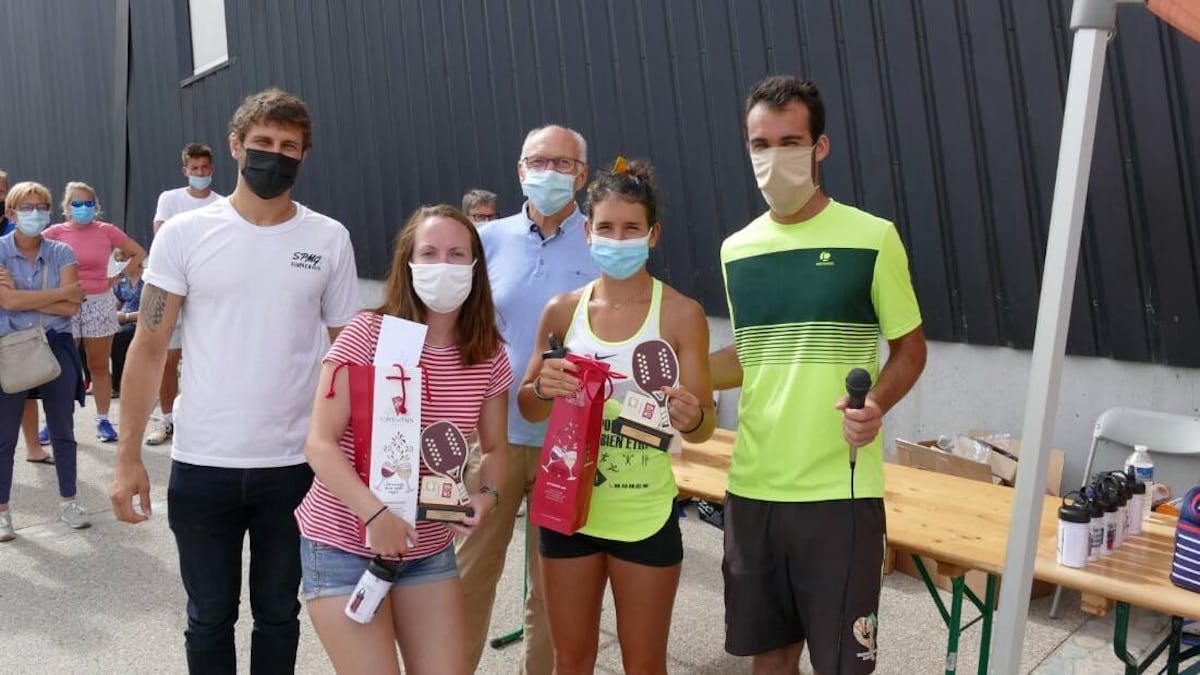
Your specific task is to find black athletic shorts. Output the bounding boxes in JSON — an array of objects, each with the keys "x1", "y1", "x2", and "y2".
[
  {"x1": 539, "y1": 510, "x2": 683, "y2": 567},
  {"x1": 722, "y1": 493, "x2": 886, "y2": 674}
]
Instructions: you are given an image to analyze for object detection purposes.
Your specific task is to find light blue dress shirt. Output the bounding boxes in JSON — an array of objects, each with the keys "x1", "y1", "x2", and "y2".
[
  {"x1": 479, "y1": 202, "x2": 600, "y2": 447},
  {"x1": 0, "y1": 232, "x2": 77, "y2": 337}
]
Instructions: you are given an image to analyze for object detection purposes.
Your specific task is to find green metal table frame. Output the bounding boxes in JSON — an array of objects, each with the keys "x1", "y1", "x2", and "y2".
[
  {"x1": 911, "y1": 554, "x2": 1199, "y2": 675},
  {"x1": 1112, "y1": 606, "x2": 1200, "y2": 675},
  {"x1": 910, "y1": 555, "x2": 997, "y2": 675}
]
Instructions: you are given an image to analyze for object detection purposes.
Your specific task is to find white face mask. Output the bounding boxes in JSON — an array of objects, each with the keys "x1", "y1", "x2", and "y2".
[
  {"x1": 409, "y1": 261, "x2": 475, "y2": 314},
  {"x1": 750, "y1": 145, "x2": 818, "y2": 216}
]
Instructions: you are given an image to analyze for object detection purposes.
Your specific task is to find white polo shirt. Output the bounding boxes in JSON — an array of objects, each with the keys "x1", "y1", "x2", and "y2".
[{"x1": 144, "y1": 198, "x2": 360, "y2": 468}]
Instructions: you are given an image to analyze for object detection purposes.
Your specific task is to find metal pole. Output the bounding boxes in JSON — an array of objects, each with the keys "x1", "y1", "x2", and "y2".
[{"x1": 987, "y1": 1, "x2": 1123, "y2": 671}]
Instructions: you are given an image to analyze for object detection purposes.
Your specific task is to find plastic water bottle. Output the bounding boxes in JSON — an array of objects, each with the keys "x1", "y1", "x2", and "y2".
[
  {"x1": 344, "y1": 556, "x2": 399, "y2": 624},
  {"x1": 1124, "y1": 444, "x2": 1154, "y2": 521},
  {"x1": 1057, "y1": 499, "x2": 1091, "y2": 569}
]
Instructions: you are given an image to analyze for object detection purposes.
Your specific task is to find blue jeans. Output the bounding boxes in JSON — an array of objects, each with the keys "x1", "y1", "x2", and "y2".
[
  {"x1": 299, "y1": 537, "x2": 460, "y2": 601},
  {"x1": 0, "y1": 335, "x2": 80, "y2": 504},
  {"x1": 167, "y1": 460, "x2": 314, "y2": 675}
]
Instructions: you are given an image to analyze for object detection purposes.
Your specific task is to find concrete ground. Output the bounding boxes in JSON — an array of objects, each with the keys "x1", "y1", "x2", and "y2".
[{"x1": 0, "y1": 399, "x2": 1185, "y2": 674}]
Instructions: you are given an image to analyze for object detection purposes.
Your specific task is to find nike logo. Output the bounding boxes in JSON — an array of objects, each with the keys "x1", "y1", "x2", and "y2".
[{"x1": 593, "y1": 353, "x2": 616, "y2": 361}]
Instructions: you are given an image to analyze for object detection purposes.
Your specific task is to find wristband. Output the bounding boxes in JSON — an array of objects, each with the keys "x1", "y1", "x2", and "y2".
[
  {"x1": 478, "y1": 484, "x2": 500, "y2": 509},
  {"x1": 364, "y1": 505, "x2": 388, "y2": 527},
  {"x1": 681, "y1": 408, "x2": 706, "y2": 435}
]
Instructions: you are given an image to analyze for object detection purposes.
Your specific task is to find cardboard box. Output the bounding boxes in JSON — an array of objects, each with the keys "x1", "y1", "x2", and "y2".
[
  {"x1": 889, "y1": 433, "x2": 1064, "y2": 599},
  {"x1": 892, "y1": 434, "x2": 1064, "y2": 496}
]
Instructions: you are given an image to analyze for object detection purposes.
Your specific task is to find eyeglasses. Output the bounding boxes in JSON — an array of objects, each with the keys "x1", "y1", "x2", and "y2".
[
  {"x1": 522, "y1": 156, "x2": 583, "y2": 174},
  {"x1": 70, "y1": 199, "x2": 96, "y2": 208},
  {"x1": 15, "y1": 203, "x2": 51, "y2": 213},
  {"x1": 468, "y1": 212, "x2": 497, "y2": 222}
]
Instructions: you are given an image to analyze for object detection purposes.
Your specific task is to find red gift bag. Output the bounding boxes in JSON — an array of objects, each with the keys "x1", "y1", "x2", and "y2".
[
  {"x1": 531, "y1": 354, "x2": 622, "y2": 535},
  {"x1": 335, "y1": 362, "x2": 421, "y2": 544}
]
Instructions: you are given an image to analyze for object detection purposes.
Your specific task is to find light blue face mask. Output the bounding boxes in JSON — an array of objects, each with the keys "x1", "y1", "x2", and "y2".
[
  {"x1": 71, "y1": 204, "x2": 96, "y2": 224},
  {"x1": 589, "y1": 233, "x2": 651, "y2": 280},
  {"x1": 188, "y1": 174, "x2": 212, "y2": 190},
  {"x1": 521, "y1": 170, "x2": 576, "y2": 216},
  {"x1": 16, "y1": 209, "x2": 51, "y2": 236}
]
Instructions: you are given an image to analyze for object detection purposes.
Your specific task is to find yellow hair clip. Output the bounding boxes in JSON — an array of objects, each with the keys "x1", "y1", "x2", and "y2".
[{"x1": 611, "y1": 156, "x2": 629, "y2": 174}]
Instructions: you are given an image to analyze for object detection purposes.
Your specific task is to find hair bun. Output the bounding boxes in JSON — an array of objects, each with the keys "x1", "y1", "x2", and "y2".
[{"x1": 624, "y1": 160, "x2": 657, "y2": 190}]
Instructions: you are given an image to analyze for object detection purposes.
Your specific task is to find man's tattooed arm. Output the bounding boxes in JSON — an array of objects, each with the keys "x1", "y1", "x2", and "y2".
[{"x1": 140, "y1": 284, "x2": 168, "y2": 331}]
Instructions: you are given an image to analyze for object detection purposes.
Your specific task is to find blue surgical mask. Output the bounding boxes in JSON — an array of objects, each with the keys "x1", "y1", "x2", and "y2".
[
  {"x1": 589, "y1": 234, "x2": 651, "y2": 280},
  {"x1": 521, "y1": 170, "x2": 575, "y2": 216},
  {"x1": 16, "y1": 209, "x2": 51, "y2": 236},
  {"x1": 188, "y1": 174, "x2": 212, "y2": 190},
  {"x1": 71, "y1": 204, "x2": 96, "y2": 224}
]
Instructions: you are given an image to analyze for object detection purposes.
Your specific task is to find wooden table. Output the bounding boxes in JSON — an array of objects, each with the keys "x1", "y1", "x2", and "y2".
[{"x1": 672, "y1": 432, "x2": 1200, "y2": 675}]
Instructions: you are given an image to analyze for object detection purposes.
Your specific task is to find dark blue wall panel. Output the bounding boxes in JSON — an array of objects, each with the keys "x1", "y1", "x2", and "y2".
[{"x1": 1, "y1": 0, "x2": 1199, "y2": 366}]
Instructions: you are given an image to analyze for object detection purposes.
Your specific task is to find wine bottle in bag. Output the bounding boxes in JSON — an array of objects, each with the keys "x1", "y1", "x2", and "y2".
[{"x1": 530, "y1": 354, "x2": 622, "y2": 535}]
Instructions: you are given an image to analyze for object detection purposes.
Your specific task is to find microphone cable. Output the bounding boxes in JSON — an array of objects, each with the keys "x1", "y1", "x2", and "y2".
[{"x1": 835, "y1": 450, "x2": 858, "y2": 675}]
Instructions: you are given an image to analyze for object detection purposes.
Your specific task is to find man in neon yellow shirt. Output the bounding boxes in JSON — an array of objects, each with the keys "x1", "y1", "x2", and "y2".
[{"x1": 712, "y1": 76, "x2": 927, "y2": 674}]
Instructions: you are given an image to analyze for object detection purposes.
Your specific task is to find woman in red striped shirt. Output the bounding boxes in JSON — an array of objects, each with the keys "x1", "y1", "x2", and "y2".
[{"x1": 295, "y1": 204, "x2": 512, "y2": 674}]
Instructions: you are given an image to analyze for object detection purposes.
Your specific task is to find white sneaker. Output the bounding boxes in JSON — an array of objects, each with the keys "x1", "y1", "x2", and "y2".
[
  {"x1": 145, "y1": 420, "x2": 174, "y2": 446},
  {"x1": 60, "y1": 501, "x2": 91, "y2": 530},
  {"x1": 0, "y1": 511, "x2": 14, "y2": 542}
]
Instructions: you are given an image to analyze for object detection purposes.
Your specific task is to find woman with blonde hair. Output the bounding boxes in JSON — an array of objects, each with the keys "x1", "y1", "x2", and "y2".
[
  {"x1": 0, "y1": 181, "x2": 89, "y2": 541},
  {"x1": 43, "y1": 181, "x2": 146, "y2": 442}
]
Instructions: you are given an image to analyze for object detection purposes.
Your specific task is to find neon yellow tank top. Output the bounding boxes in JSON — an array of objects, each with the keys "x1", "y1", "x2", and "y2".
[{"x1": 564, "y1": 278, "x2": 679, "y2": 541}]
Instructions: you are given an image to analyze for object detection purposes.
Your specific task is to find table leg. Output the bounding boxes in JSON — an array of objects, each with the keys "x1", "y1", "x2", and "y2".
[
  {"x1": 946, "y1": 575, "x2": 965, "y2": 675},
  {"x1": 1114, "y1": 603, "x2": 1138, "y2": 675},
  {"x1": 1169, "y1": 616, "x2": 1183, "y2": 675},
  {"x1": 913, "y1": 555, "x2": 951, "y2": 624},
  {"x1": 977, "y1": 574, "x2": 997, "y2": 675},
  {"x1": 1112, "y1": 602, "x2": 1174, "y2": 675}
]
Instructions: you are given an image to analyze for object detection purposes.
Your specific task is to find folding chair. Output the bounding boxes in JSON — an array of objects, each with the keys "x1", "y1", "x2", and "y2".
[{"x1": 1049, "y1": 406, "x2": 1200, "y2": 618}]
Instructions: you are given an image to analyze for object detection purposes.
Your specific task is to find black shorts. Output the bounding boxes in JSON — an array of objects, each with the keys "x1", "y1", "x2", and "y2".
[
  {"x1": 539, "y1": 511, "x2": 683, "y2": 567},
  {"x1": 722, "y1": 494, "x2": 886, "y2": 674}
]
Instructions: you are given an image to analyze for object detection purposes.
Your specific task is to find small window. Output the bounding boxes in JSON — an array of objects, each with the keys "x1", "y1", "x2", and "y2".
[{"x1": 188, "y1": 0, "x2": 229, "y2": 76}]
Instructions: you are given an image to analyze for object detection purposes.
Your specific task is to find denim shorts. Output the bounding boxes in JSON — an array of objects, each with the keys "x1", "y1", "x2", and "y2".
[{"x1": 299, "y1": 537, "x2": 459, "y2": 601}]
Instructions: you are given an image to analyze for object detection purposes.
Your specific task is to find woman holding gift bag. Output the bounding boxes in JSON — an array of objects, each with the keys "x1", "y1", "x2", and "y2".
[
  {"x1": 0, "y1": 181, "x2": 89, "y2": 541},
  {"x1": 295, "y1": 204, "x2": 512, "y2": 674},
  {"x1": 518, "y1": 158, "x2": 716, "y2": 675}
]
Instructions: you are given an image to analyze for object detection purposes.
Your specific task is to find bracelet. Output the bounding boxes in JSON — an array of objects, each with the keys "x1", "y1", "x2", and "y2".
[
  {"x1": 532, "y1": 377, "x2": 554, "y2": 401},
  {"x1": 478, "y1": 484, "x2": 500, "y2": 509},
  {"x1": 364, "y1": 505, "x2": 388, "y2": 527},
  {"x1": 681, "y1": 408, "x2": 706, "y2": 435}
]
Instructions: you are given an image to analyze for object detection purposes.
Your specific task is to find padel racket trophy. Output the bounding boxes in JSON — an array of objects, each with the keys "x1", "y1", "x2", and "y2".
[
  {"x1": 612, "y1": 339, "x2": 678, "y2": 451},
  {"x1": 417, "y1": 420, "x2": 475, "y2": 522}
]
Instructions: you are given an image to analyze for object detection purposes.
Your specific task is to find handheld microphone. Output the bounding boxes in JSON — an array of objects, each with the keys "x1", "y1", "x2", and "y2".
[
  {"x1": 542, "y1": 333, "x2": 568, "y2": 360},
  {"x1": 837, "y1": 367, "x2": 872, "y2": 674},
  {"x1": 844, "y1": 368, "x2": 872, "y2": 467}
]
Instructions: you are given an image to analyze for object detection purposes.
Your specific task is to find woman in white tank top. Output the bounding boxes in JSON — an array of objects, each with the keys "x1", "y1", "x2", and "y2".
[{"x1": 517, "y1": 158, "x2": 716, "y2": 675}]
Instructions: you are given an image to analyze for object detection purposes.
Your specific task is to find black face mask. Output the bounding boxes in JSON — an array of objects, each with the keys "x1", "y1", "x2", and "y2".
[{"x1": 241, "y1": 148, "x2": 301, "y2": 199}]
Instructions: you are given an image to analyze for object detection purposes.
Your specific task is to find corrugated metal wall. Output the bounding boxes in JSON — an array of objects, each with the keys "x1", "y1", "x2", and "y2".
[
  {"x1": 0, "y1": 1, "x2": 117, "y2": 223},
  {"x1": 2, "y1": 0, "x2": 1198, "y2": 366}
]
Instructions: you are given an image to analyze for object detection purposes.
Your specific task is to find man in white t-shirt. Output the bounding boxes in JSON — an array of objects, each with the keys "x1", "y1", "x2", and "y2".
[
  {"x1": 145, "y1": 142, "x2": 223, "y2": 447},
  {"x1": 110, "y1": 88, "x2": 360, "y2": 674}
]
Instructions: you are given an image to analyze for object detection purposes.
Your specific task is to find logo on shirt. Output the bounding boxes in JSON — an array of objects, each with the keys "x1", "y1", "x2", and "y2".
[
  {"x1": 291, "y1": 251, "x2": 323, "y2": 271},
  {"x1": 817, "y1": 251, "x2": 835, "y2": 267}
]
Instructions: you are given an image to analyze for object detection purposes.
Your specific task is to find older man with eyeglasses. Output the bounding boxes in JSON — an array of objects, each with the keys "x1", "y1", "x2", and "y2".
[{"x1": 457, "y1": 124, "x2": 599, "y2": 675}]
